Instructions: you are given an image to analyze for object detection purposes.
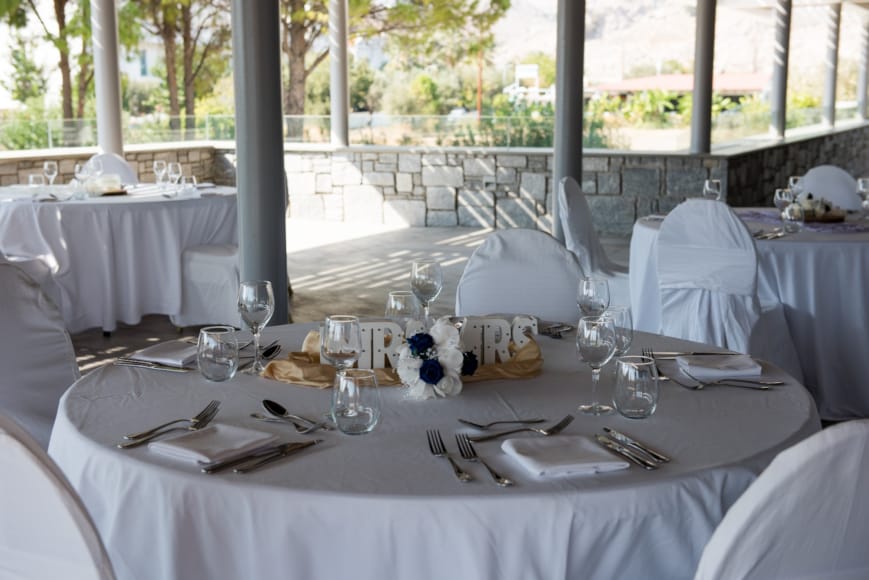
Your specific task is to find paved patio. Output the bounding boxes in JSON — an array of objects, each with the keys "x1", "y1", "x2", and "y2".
[{"x1": 71, "y1": 220, "x2": 630, "y2": 373}]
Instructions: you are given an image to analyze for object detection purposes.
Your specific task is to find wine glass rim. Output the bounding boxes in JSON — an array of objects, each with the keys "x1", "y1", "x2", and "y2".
[
  {"x1": 326, "y1": 314, "x2": 359, "y2": 322},
  {"x1": 412, "y1": 258, "x2": 439, "y2": 265},
  {"x1": 240, "y1": 279, "x2": 273, "y2": 287},
  {"x1": 617, "y1": 355, "x2": 654, "y2": 366},
  {"x1": 388, "y1": 290, "x2": 416, "y2": 296},
  {"x1": 200, "y1": 325, "x2": 235, "y2": 335}
]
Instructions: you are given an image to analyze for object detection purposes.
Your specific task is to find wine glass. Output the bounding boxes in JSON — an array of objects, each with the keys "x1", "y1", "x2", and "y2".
[
  {"x1": 612, "y1": 355, "x2": 659, "y2": 419},
  {"x1": 153, "y1": 160, "x2": 167, "y2": 187},
  {"x1": 385, "y1": 290, "x2": 421, "y2": 336},
  {"x1": 43, "y1": 161, "x2": 58, "y2": 186},
  {"x1": 167, "y1": 162, "x2": 182, "y2": 186},
  {"x1": 773, "y1": 188, "x2": 793, "y2": 211},
  {"x1": 237, "y1": 280, "x2": 275, "y2": 374},
  {"x1": 410, "y1": 259, "x2": 443, "y2": 326},
  {"x1": 87, "y1": 158, "x2": 103, "y2": 177},
  {"x1": 332, "y1": 369, "x2": 381, "y2": 435},
  {"x1": 576, "y1": 315, "x2": 616, "y2": 415},
  {"x1": 788, "y1": 175, "x2": 803, "y2": 195},
  {"x1": 320, "y1": 315, "x2": 363, "y2": 378},
  {"x1": 606, "y1": 305, "x2": 633, "y2": 356},
  {"x1": 857, "y1": 178, "x2": 869, "y2": 216},
  {"x1": 703, "y1": 179, "x2": 722, "y2": 201},
  {"x1": 197, "y1": 325, "x2": 239, "y2": 382},
  {"x1": 577, "y1": 277, "x2": 610, "y2": 316}
]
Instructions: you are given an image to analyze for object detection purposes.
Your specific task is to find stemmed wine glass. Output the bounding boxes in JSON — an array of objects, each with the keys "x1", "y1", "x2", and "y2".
[
  {"x1": 385, "y1": 290, "x2": 421, "y2": 336},
  {"x1": 576, "y1": 315, "x2": 616, "y2": 416},
  {"x1": 43, "y1": 161, "x2": 58, "y2": 186},
  {"x1": 237, "y1": 280, "x2": 275, "y2": 374},
  {"x1": 153, "y1": 160, "x2": 167, "y2": 188},
  {"x1": 320, "y1": 315, "x2": 363, "y2": 382},
  {"x1": 788, "y1": 175, "x2": 803, "y2": 196},
  {"x1": 577, "y1": 277, "x2": 610, "y2": 317},
  {"x1": 87, "y1": 158, "x2": 103, "y2": 177},
  {"x1": 607, "y1": 306, "x2": 633, "y2": 357},
  {"x1": 410, "y1": 259, "x2": 443, "y2": 327},
  {"x1": 857, "y1": 178, "x2": 869, "y2": 216},
  {"x1": 773, "y1": 188, "x2": 793, "y2": 211},
  {"x1": 167, "y1": 162, "x2": 183, "y2": 187},
  {"x1": 703, "y1": 179, "x2": 722, "y2": 201}
]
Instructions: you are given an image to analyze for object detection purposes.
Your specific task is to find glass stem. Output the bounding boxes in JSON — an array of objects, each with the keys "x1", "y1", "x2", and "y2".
[
  {"x1": 252, "y1": 329, "x2": 261, "y2": 369},
  {"x1": 591, "y1": 367, "x2": 601, "y2": 412}
]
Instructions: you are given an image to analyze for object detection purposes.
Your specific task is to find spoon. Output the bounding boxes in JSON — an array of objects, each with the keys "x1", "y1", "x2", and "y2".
[{"x1": 262, "y1": 399, "x2": 334, "y2": 431}]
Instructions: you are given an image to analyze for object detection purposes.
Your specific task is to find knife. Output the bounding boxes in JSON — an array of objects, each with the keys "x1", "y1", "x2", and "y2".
[
  {"x1": 651, "y1": 351, "x2": 734, "y2": 359},
  {"x1": 603, "y1": 428, "x2": 670, "y2": 463},
  {"x1": 594, "y1": 435, "x2": 658, "y2": 470},
  {"x1": 114, "y1": 358, "x2": 192, "y2": 373},
  {"x1": 200, "y1": 441, "x2": 316, "y2": 474},
  {"x1": 233, "y1": 439, "x2": 323, "y2": 474}
]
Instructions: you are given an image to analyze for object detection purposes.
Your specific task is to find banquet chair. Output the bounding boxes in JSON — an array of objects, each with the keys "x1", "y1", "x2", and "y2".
[
  {"x1": 657, "y1": 199, "x2": 803, "y2": 380},
  {"x1": 694, "y1": 419, "x2": 869, "y2": 580},
  {"x1": 88, "y1": 152, "x2": 138, "y2": 185},
  {"x1": 0, "y1": 261, "x2": 79, "y2": 449},
  {"x1": 558, "y1": 177, "x2": 631, "y2": 307},
  {"x1": 455, "y1": 228, "x2": 583, "y2": 323},
  {"x1": 0, "y1": 414, "x2": 116, "y2": 580},
  {"x1": 799, "y1": 164, "x2": 860, "y2": 211},
  {"x1": 170, "y1": 244, "x2": 241, "y2": 328}
]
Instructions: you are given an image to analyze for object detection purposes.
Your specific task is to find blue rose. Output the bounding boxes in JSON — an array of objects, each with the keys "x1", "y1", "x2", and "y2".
[
  {"x1": 419, "y1": 359, "x2": 445, "y2": 385},
  {"x1": 461, "y1": 351, "x2": 478, "y2": 376},
  {"x1": 407, "y1": 333, "x2": 434, "y2": 357}
]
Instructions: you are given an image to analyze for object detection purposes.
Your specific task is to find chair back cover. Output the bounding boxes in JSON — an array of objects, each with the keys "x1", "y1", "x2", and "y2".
[
  {"x1": 695, "y1": 419, "x2": 869, "y2": 580},
  {"x1": 0, "y1": 414, "x2": 115, "y2": 580},
  {"x1": 0, "y1": 262, "x2": 79, "y2": 449},
  {"x1": 657, "y1": 199, "x2": 759, "y2": 353},
  {"x1": 558, "y1": 176, "x2": 627, "y2": 275},
  {"x1": 800, "y1": 164, "x2": 860, "y2": 211},
  {"x1": 455, "y1": 228, "x2": 583, "y2": 323},
  {"x1": 89, "y1": 153, "x2": 138, "y2": 185}
]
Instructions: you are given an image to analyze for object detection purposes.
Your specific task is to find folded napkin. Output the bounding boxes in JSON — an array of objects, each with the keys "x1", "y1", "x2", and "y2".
[
  {"x1": 501, "y1": 436, "x2": 630, "y2": 477},
  {"x1": 130, "y1": 340, "x2": 198, "y2": 368},
  {"x1": 676, "y1": 354, "x2": 762, "y2": 381},
  {"x1": 148, "y1": 424, "x2": 278, "y2": 463}
]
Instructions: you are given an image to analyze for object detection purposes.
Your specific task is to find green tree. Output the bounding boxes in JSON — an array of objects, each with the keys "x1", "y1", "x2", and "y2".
[{"x1": 2, "y1": 34, "x2": 47, "y2": 102}]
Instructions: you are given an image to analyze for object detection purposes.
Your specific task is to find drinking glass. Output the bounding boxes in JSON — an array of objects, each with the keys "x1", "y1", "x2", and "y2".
[
  {"x1": 197, "y1": 325, "x2": 239, "y2": 382},
  {"x1": 858, "y1": 178, "x2": 869, "y2": 216},
  {"x1": 773, "y1": 188, "x2": 793, "y2": 211},
  {"x1": 607, "y1": 305, "x2": 634, "y2": 356},
  {"x1": 28, "y1": 174, "x2": 45, "y2": 187},
  {"x1": 576, "y1": 315, "x2": 616, "y2": 415},
  {"x1": 237, "y1": 280, "x2": 275, "y2": 374},
  {"x1": 385, "y1": 290, "x2": 421, "y2": 335},
  {"x1": 612, "y1": 355, "x2": 659, "y2": 419},
  {"x1": 788, "y1": 175, "x2": 803, "y2": 195},
  {"x1": 153, "y1": 160, "x2": 167, "y2": 187},
  {"x1": 332, "y1": 369, "x2": 381, "y2": 435},
  {"x1": 180, "y1": 175, "x2": 197, "y2": 195},
  {"x1": 320, "y1": 315, "x2": 363, "y2": 374},
  {"x1": 577, "y1": 277, "x2": 610, "y2": 317},
  {"x1": 167, "y1": 162, "x2": 182, "y2": 186},
  {"x1": 782, "y1": 203, "x2": 804, "y2": 234},
  {"x1": 43, "y1": 161, "x2": 58, "y2": 185},
  {"x1": 410, "y1": 259, "x2": 443, "y2": 326},
  {"x1": 87, "y1": 158, "x2": 103, "y2": 177},
  {"x1": 703, "y1": 179, "x2": 722, "y2": 201}
]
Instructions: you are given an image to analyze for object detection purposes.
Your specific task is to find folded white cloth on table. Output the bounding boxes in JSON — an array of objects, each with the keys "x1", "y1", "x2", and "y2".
[
  {"x1": 676, "y1": 354, "x2": 762, "y2": 381},
  {"x1": 130, "y1": 340, "x2": 198, "y2": 368},
  {"x1": 148, "y1": 424, "x2": 278, "y2": 463},
  {"x1": 501, "y1": 436, "x2": 629, "y2": 477}
]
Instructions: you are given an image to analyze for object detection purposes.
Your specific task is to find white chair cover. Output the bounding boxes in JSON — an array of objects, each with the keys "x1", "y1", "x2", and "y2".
[
  {"x1": 695, "y1": 419, "x2": 869, "y2": 580},
  {"x1": 0, "y1": 262, "x2": 79, "y2": 449},
  {"x1": 170, "y1": 244, "x2": 241, "y2": 328},
  {"x1": 800, "y1": 164, "x2": 860, "y2": 211},
  {"x1": 657, "y1": 200, "x2": 802, "y2": 379},
  {"x1": 455, "y1": 229, "x2": 583, "y2": 323},
  {"x1": 558, "y1": 176, "x2": 629, "y2": 276},
  {"x1": 89, "y1": 153, "x2": 138, "y2": 185},
  {"x1": 0, "y1": 414, "x2": 115, "y2": 580}
]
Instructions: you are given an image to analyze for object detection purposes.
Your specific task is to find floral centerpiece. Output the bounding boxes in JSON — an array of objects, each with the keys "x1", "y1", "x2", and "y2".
[{"x1": 397, "y1": 316, "x2": 478, "y2": 400}]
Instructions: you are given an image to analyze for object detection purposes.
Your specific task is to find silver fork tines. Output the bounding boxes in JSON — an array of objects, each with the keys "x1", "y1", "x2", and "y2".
[
  {"x1": 455, "y1": 434, "x2": 513, "y2": 487},
  {"x1": 123, "y1": 400, "x2": 220, "y2": 440},
  {"x1": 426, "y1": 429, "x2": 472, "y2": 483},
  {"x1": 118, "y1": 401, "x2": 220, "y2": 448}
]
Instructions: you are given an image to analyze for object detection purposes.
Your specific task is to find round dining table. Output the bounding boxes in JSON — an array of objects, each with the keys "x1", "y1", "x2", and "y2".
[
  {"x1": 0, "y1": 185, "x2": 237, "y2": 333},
  {"x1": 630, "y1": 208, "x2": 869, "y2": 421},
  {"x1": 48, "y1": 323, "x2": 819, "y2": 580}
]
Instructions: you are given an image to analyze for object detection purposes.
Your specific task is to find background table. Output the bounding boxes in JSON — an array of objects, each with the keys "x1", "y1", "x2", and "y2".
[
  {"x1": 630, "y1": 209, "x2": 869, "y2": 420},
  {"x1": 0, "y1": 187, "x2": 236, "y2": 332},
  {"x1": 49, "y1": 324, "x2": 819, "y2": 580}
]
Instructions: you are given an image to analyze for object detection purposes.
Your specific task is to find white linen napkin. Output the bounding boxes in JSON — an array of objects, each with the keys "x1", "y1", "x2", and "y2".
[
  {"x1": 148, "y1": 424, "x2": 278, "y2": 463},
  {"x1": 501, "y1": 435, "x2": 629, "y2": 477},
  {"x1": 676, "y1": 354, "x2": 762, "y2": 381},
  {"x1": 130, "y1": 340, "x2": 198, "y2": 368}
]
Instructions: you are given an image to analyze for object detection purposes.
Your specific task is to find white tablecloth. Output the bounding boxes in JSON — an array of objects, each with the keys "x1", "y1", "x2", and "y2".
[
  {"x1": 630, "y1": 209, "x2": 869, "y2": 420},
  {"x1": 0, "y1": 187, "x2": 237, "y2": 332},
  {"x1": 49, "y1": 324, "x2": 819, "y2": 580}
]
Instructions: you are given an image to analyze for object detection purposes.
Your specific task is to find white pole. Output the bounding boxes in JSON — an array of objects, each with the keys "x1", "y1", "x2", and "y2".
[{"x1": 90, "y1": 0, "x2": 124, "y2": 154}]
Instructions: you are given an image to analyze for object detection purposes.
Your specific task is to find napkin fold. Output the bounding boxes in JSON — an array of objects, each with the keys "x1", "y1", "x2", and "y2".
[
  {"x1": 148, "y1": 424, "x2": 278, "y2": 463},
  {"x1": 676, "y1": 354, "x2": 761, "y2": 381},
  {"x1": 501, "y1": 435, "x2": 630, "y2": 477},
  {"x1": 130, "y1": 340, "x2": 198, "y2": 368}
]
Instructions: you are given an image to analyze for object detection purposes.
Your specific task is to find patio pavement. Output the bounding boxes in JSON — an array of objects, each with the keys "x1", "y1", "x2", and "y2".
[{"x1": 71, "y1": 220, "x2": 630, "y2": 373}]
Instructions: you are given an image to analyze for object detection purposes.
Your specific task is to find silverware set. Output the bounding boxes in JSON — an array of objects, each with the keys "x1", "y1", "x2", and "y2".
[
  {"x1": 753, "y1": 228, "x2": 787, "y2": 240},
  {"x1": 113, "y1": 357, "x2": 193, "y2": 372},
  {"x1": 427, "y1": 429, "x2": 472, "y2": 483},
  {"x1": 540, "y1": 323, "x2": 574, "y2": 339},
  {"x1": 467, "y1": 415, "x2": 574, "y2": 443},
  {"x1": 118, "y1": 400, "x2": 221, "y2": 448},
  {"x1": 641, "y1": 348, "x2": 781, "y2": 390},
  {"x1": 455, "y1": 433, "x2": 513, "y2": 487},
  {"x1": 200, "y1": 439, "x2": 323, "y2": 474}
]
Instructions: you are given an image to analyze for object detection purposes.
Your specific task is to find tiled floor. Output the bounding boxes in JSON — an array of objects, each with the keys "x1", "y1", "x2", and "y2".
[{"x1": 71, "y1": 220, "x2": 630, "y2": 373}]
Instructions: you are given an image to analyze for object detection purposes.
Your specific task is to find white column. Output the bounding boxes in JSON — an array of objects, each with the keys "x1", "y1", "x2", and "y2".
[
  {"x1": 90, "y1": 0, "x2": 123, "y2": 154},
  {"x1": 329, "y1": 0, "x2": 349, "y2": 147},
  {"x1": 691, "y1": 0, "x2": 716, "y2": 154},
  {"x1": 822, "y1": 3, "x2": 841, "y2": 128},
  {"x1": 770, "y1": 0, "x2": 791, "y2": 138},
  {"x1": 858, "y1": 16, "x2": 869, "y2": 121}
]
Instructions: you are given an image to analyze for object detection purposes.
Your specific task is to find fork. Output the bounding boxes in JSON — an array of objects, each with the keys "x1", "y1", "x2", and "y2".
[
  {"x1": 123, "y1": 400, "x2": 220, "y2": 440},
  {"x1": 642, "y1": 347, "x2": 669, "y2": 382},
  {"x1": 677, "y1": 368, "x2": 772, "y2": 390},
  {"x1": 426, "y1": 429, "x2": 472, "y2": 482},
  {"x1": 468, "y1": 415, "x2": 574, "y2": 443},
  {"x1": 457, "y1": 418, "x2": 546, "y2": 430},
  {"x1": 118, "y1": 401, "x2": 220, "y2": 448},
  {"x1": 455, "y1": 434, "x2": 513, "y2": 487}
]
